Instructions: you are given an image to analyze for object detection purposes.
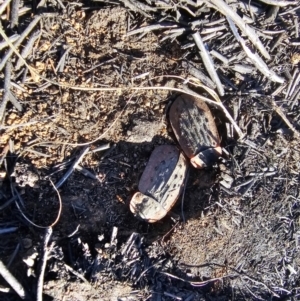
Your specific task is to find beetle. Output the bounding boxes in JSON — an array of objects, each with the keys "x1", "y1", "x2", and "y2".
[
  {"x1": 169, "y1": 94, "x2": 222, "y2": 168},
  {"x1": 130, "y1": 145, "x2": 188, "y2": 223}
]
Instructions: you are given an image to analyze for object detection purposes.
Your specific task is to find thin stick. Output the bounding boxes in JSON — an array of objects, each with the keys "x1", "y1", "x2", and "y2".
[
  {"x1": 164, "y1": 292, "x2": 182, "y2": 300},
  {"x1": 227, "y1": 16, "x2": 284, "y2": 83},
  {"x1": 55, "y1": 146, "x2": 90, "y2": 189},
  {"x1": 0, "y1": 259, "x2": 27, "y2": 299},
  {"x1": 0, "y1": 15, "x2": 42, "y2": 71},
  {"x1": 181, "y1": 167, "x2": 190, "y2": 224},
  {"x1": 8, "y1": 91, "x2": 22, "y2": 112},
  {"x1": 288, "y1": 71, "x2": 300, "y2": 98},
  {"x1": 160, "y1": 221, "x2": 179, "y2": 243},
  {"x1": 0, "y1": 34, "x2": 19, "y2": 50},
  {"x1": 192, "y1": 31, "x2": 224, "y2": 96},
  {"x1": 210, "y1": 49, "x2": 229, "y2": 65},
  {"x1": 7, "y1": 243, "x2": 20, "y2": 268},
  {"x1": 161, "y1": 271, "x2": 235, "y2": 287},
  {"x1": 258, "y1": 0, "x2": 298, "y2": 6},
  {"x1": 0, "y1": 0, "x2": 11, "y2": 15},
  {"x1": 279, "y1": 4, "x2": 300, "y2": 15},
  {"x1": 10, "y1": 0, "x2": 20, "y2": 27},
  {"x1": 0, "y1": 60, "x2": 12, "y2": 123},
  {"x1": 182, "y1": 61, "x2": 216, "y2": 89},
  {"x1": 126, "y1": 22, "x2": 179, "y2": 36},
  {"x1": 55, "y1": 46, "x2": 72, "y2": 73},
  {"x1": 208, "y1": 0, "x2": 271, "y2": 60},
  {"x1": 120, "y1": 0, "x2": 151, "y2": 17},
  {"x1": 37, "y1": 227, "x2": 53, "y2": 301},
  {"x1": 64, "y1": 263, "x2": 90, "y2": 284},
  {"x1": 55, "y1": 0, "x2": 66, "y2": 10},
  {"x1": 270, "y1": 99, "x2": 300, "y2": 137},
  {"x1": 0, "y1": 195, "x2": 17, "y2": 210},
  {"x1": 15, "y1": 30, "x2": 41, "y2": 70},
  {"x1": 285, "y1": 68, "x2": 298, "y2": 99},
  {"x1": 0, "y1": 227, "x2": 18, "y2": 234},
  {"x1": 0, "y1": 114, "x2": 58, "y2": 130}
]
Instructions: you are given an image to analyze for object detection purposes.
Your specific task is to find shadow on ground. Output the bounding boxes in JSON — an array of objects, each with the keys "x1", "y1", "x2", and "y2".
[{"x1": 1, "y1": 123, "x2": 300, "y2": 300}]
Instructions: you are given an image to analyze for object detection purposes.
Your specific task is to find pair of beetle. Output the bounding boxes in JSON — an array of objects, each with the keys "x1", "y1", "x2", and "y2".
[{"x1": 130, "y1": 94, "x2": 222, "y2": 223}]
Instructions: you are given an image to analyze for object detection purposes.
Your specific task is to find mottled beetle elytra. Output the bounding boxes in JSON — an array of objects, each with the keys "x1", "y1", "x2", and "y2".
[{"x1": 169, "y1": 94, "x2": 222, "y2": 168}]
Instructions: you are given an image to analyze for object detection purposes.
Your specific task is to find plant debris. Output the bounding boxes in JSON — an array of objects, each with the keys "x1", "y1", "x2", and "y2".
[{"x1": 1, "y1": 0, "x2": 300, "y2": 300}]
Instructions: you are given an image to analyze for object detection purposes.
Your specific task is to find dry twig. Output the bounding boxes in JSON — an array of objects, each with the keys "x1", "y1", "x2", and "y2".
[
  {"x1": 0, "y1": 33, "x2": 19, "y2": 50},
  {"x1": 258, "y1": 0, "x2": 298, "y2": 6},
  {"x1": 270, "y1": 98, "x2": 300, "y2": 137},
  {"x1": 208, "y1": 0, "x2": 271, "y2": 60},
  {"x1": 55, "y1": 146, "x2": 90, "y2": 188},
  {"x1": 0, "y1": 60, "x2": 12, "y2": 123},
  {"x1": 192, "y1": 31, "x2": 224, "y2": 96},
  {"x1": 15, "y1": 30, "x2": 41, "y2": 70},
  {"x1": 0, "y1": 259, "x2": 27, "y2": 299},
  {"x1": 37, "y1": 227, "x2": 53, "y2": 301},
  {"x1": 0, "y1": 0, "x2": 11, "y2": 15},
  {"x1": 10, "y1": 0, "x2": 20, "y2": 27},
  {"x1": 161, "y1": 271, "x2": 236, "y2": 287},
  {"x1": 120, "y1": 0, "x2": 153, "y2": 17},
  {"x1": 126, "y1": 22, "x2": 179, "y2": 36},
  {"x1": 0, "y1": 14, "x2": 42, "y2": 71},
  {"x1": 227, "y1": 16, "x2": 285, "y2": 83},
  {"x1": 182, "y1": 61, "x2": 216, "y2": 89}
]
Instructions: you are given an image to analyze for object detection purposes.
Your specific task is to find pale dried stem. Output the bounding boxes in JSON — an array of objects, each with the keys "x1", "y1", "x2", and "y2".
[
  {"x1": 0, "y1": 0, "x2": 11, "y2": 15},
  {"x1": 192, "y1": 31, "x2": 224, "y2": 96},
  {"x1": 37, "y1": 227, "x2": 53, "y2": 301},
  {"x1": 0, "y1": 259, "x2": 27, "y2": 299},
  {"x1": 259, "y1": 0, "x2": 298, "y2": 6},
  {"x1": 0, "y1": 15, "x2": 42, "y2": 71},
  {"x1": 208, "y1": 0, "x2": 271, "y2": 60},
  {"x1": 55, "y1": 146, "x2": 90, "y2": 189},
  {"x1": 227, "y1": 16, "x2": 284, "y2": 83}
]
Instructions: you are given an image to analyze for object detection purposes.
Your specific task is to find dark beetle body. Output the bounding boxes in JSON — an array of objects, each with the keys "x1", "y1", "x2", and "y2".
[
  {"x1": 130, "y1": 145, "x2": 188, "y2": 223},
  {"x1": 169, "y1": 94, "x2": 222, "y2": 168}
]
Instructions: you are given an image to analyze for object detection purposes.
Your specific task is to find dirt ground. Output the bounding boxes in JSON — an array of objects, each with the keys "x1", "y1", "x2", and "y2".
[{"x1": 1, "y1": 1, "x2": 300, "y2": 301}]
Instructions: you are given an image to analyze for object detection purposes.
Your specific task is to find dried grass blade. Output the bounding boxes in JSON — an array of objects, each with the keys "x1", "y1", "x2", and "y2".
[
  {"x1": 15, "y1": 30, "x2": 41, "y2": 70},
  {"x1": 0, "y1": 259, "x2": 27, "y2": 299},
  {"x1": 0, "y1": 60, "x2": 12, "y2": 123},
  {"x1": 192, "y1": 31, "x2": 224, "y2": 96},
  {"x1": 0, "y1": 15, "x2": 42, "y2": 71},
  {"x1": 208, "y1": 0, "x2": 271, "y2": 60},
  {"x1": 10, "y1": 0, "x2": 20, "y2": 27},
  {"x1": 227, "y1": 17, "x2": 285, "y2": 83},
  {"x1": 258, "y1": 0, "x2": 298, "y2": 6},
  {"x1": 126, "y1": 22, "x2": 179, "y2": 36},
  {"x1": 37, "y1": 227, "x2": 53, "y2": 301},
  {"x1": 182, "y1": 61, "x2": 216, "y2": 89},
  {"x1": 0, "y1": 0, "x2": 11, "y2": 15},
  {"x1": 55, "y1": 146, "x2": 90, "y2": 189},
  {"x1": 0, "y1": 34, "x2": 19, "y2": 51}
]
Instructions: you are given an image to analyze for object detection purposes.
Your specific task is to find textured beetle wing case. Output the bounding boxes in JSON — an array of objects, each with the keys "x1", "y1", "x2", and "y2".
[
  {"x1": 130, "y1": 145, "x2": 188, "y2": 222},
  {"x1": 169, "y1": 94, "x2": 221, "y2": 159},
  {"x1": 138, "y1": 145, "x2": 179, "y2": 195}
]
